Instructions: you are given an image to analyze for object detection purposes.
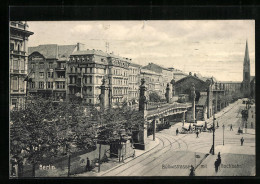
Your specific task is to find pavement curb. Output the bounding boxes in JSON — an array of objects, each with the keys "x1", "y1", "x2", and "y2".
[{"x1": 99, "y1": 137, "x2": 160, "y2": 176}]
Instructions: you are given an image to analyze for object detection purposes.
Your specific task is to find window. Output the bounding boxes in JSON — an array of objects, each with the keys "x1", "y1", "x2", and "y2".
[
  {"x1": 19, "y1": 78, "x2": 24, "y2": 90},
  {"x1": 89, "y1": 99, "x2": 92, "y2": 104},
  {"x1": 10, "y1": 43, "x2": 14, "y2": 51},
  {"x1": 13, "y1": 60, "x2": 18, "y2": 70},
  {"x1": 39, "y1": 72, "x2": 44, "y2": 79},
  {"x1": 31, "y1": 63, "x2": 35, "y2": 70},
  {"x1": 56, "y1": 82, "x2": 65, "y2": 89},
  {"x1": 12, "y1": 77, "x2": 18, "y2": 90},
  {"x1": 39, "y1": 63, "x2": 44, "y2": 69},
  {"x1": 48, "y1": 62, "x2": 53, "y2": 68},
  {"x1": 20, "y1": 60, "x2": 25, "y2": 71},
  {"x1": 57, "y1": 72, "x2": 65, "y2": 78},
  {"x1": 11, "y1": 99, "x2": 17, "y2": 108},
  {"x1": 47, "y1": 82, "x2": 53, "y2": 89},
  {"x1": 60, "y1": 63, "x2": 66, "y2": 68},
  {"x1": 47, "y1": 72, "x2": 53, "y2": 78},
  {"x1": 39, "y1": 82, "x2": 44, "y2": 89},
  {"x1": 30, "y1": 82, "x2": 35, "y2": 88}
]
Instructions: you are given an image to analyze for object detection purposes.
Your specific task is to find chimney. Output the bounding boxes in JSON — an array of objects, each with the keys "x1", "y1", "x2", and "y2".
[{"x1": 77, "y1": 43, "x2": 85, "y2": 51}]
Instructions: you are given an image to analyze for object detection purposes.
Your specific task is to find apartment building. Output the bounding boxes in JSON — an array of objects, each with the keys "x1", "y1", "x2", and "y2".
[
  {"x1": 68, "y1": 49, "x2": 108, "y2": 104},
  {"x1": 128, "y1": 62, "x2": 142, "y2": 103},
  {"x1": 10, "y1": 21, "x2": 34, "y2": 109},
  {"x1": 107, "y1": 54, "x2": 130, "y2": 104},
  {"x1": 28, "y1": 44, "x2": 77, "y2": 101}
]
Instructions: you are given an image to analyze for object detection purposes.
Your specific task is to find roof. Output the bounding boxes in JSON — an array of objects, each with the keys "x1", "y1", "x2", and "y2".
[
  {"x1": 197, "y1": 95, "x2": 207, "y2": 106},
  {"x1": 175, "y1": 75, "x2": 208, "y2": 85},
  {"x1": 244, "y1": 40, "x2": 250, "y2": 64},
  {"x1": 71, "y1": 49, "x2": 108, "y2": 57},
  {"x1": 29, "y1": 44, "x2": 76, "y2": 59},
  {"x1": 129, "y1": 62, "x2": 142, "y2": 68},
  {"x1": 142, "y1": 63, "x2": 172, "y2": 73}
]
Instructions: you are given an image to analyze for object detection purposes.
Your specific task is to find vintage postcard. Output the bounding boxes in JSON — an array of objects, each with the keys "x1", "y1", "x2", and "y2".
[{"x1": 9, "y1": 20, "x2": 255, "y2": 177}]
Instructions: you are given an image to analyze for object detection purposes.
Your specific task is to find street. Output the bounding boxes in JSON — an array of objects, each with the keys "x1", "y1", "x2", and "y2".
[{"x1": 102, "y1": 99, "x2": 255, "y2": 176}]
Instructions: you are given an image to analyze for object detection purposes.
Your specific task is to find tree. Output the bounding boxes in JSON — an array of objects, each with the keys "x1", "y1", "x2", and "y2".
[
  {"x1": 10, "y1": 95, "x2": 97, "y2": 177},
  {"x1": 96, "y1": 103, "x2": 144, "y2": 168},
  {"x1": 149, "y1": 91, "x2": 162, "y2": 102},
  {"x1": 10, "y1": 96, "x2": 59, "y2": 177}
]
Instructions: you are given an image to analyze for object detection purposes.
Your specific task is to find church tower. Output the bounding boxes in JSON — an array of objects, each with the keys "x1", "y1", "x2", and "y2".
[{"x1": 242, "y1": 40, "x2": 250, "y2": 97}]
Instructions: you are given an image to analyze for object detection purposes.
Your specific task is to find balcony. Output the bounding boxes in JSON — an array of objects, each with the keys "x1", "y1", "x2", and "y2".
[
  {"x1": 10, "y1": 22, "x2": 25, "y2": 29},
  {"x1": 10, "y1": 69, "x2": 27, "y2": 75},
  {"x1": 10, "y1": 50, "x2": 26, "y2": 56},
  {"x1": 68, "y1": 83, "x2": 76, "y2": 86},
  {"x1": 55, "y1": 77, "x2": 66, "y2": 82},
  {"x1": 55, "y1": 67, "x2": 66, "y2": 71}
]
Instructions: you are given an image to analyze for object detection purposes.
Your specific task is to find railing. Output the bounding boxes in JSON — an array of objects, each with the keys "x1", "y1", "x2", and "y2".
[
  {"x1": 55, "y1": 67, "x2": 66, "y2": 70},
  {"x1": 147, "y1": 101, "x2": 167, "y2": 110},
  {"x1": 10, "y1": 50, "x2": 26, "y2": 56}
]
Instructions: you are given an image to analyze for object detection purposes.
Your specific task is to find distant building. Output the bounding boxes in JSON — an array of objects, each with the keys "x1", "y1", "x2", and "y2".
[
  {"x1": 140, "y1": 68, "x2": 162, "y2": 98},
  {"x1": 217, "y1": 81, "x2": 241, "y2": 94},
  {"x1": 28, "y1": 44, "x2": 78, "y2": 101},
  {"x1": 142, "y1": 63, "x2": 173, "y2": 98},
  {"x1": 128, "y1": 62, "x2": 141, "y2": 103},
  {"x1": 173, "y1": 74, "x2": 215, "y2": 119},
  {"x1": 247, "y1": 104, "x2": 255, "y2": 129},
  {"x1": 10, "y1": 21, "x2": 34, "y2": 109},
  {"x1": 107, "y1": 54, "x2": 130, "y2": 105},
  {"x1": 250, "y1": 76, "x2": 255, "y2": 99}
]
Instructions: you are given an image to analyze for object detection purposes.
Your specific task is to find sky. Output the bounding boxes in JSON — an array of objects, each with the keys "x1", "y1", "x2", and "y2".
[{"x1": 27, "y1": 20, "x2": 255, "y2": 82}]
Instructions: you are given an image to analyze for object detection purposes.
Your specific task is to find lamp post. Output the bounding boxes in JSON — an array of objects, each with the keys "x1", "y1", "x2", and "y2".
[
  {"x1": 212, "y1": 112, "x2": 215, "y2": 155},
  {"x1": 222, "y1": 124, "x2": 225, "y2": 145}
]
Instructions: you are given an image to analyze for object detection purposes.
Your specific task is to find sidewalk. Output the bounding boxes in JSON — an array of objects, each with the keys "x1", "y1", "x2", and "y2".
[
  {"x1": 195, "y1": 144, "x2": 255, "y2": 176},
  {"x1": 74, "y1": 135, "x2": 160, "y2": 177}
]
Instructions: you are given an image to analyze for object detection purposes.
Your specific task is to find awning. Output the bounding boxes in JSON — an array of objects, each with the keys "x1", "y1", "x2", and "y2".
[{"x1": 195, "y1": 121, "x2": 205, "y2": 127}]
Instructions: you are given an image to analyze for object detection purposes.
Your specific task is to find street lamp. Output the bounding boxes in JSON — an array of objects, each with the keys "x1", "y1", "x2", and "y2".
[
  {"x1": 222, "y1": 124, "x2": 225, "y2": 145},
  {"x1": 212, "y1": 111, "x2": 216, "y2": 155}
]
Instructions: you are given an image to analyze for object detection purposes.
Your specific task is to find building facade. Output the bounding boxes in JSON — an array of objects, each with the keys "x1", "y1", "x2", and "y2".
[
  {"x1": 247, "y1": 104, "x2": 255, "y2": 129},
  {"x1": 140, "y1": 68, "x2": 162, "y2": 98},
  {"x1": 10, "y1": 21, "x2": 34, "y2": 109},
  {"x1": 128, "y1": 62, "x2": 141, "y2": 103},
  {"x1": 107, "y1": 54, "x2": 130, "y2": 105},
  {"x1": 142, "y1": 63, "x2": 173, "y2": 99},
  {"x1": 68, "y1": 49, "x2": 108, "y2": 104},
  {"x1": 28, "y1": 44, "x2": 78, "y2": 101}
]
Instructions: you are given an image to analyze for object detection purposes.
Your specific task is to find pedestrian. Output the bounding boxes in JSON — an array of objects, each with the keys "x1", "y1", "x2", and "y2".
[
  {"x1": 214, "y1": 159, "x2": 219, "y2": 173},
  {"x1": 86, "y1": 157, "x2": 90, "y2": 171},
  {"x1": 176, "y1": 128, "x2": 179, "y2": 135},
  {"x1": 230, "y1": 124, "x2": 233, "y2": 131},
  {"x1": 217, "y1": 152, "x2": 221, "y2": 170},
  {"x1": 189, "y1": 165, "x2": 195, "y2": 176},
  {"x1": 241, "y1": 137, "x2": 244, "y2": 146},
  {"x1": 196, "y1": 130, "x2": 199, "y2": 138}
]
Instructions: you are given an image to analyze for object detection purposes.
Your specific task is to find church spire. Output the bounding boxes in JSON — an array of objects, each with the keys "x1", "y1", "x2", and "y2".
[{"x1": 244, "y1": 40, "x2": 250, "y2": 65}]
